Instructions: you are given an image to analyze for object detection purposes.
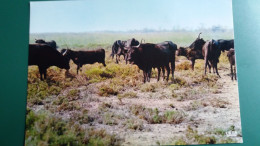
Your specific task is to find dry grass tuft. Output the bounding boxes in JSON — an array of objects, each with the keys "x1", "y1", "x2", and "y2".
[{"x1": 176, "y1": 61, "x2": 191, "y2": 71}]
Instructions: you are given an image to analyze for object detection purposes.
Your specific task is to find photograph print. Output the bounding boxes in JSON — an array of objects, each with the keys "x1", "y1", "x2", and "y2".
[{"x1": 26, "y1": 0, "x2": 242, "y2": 145}]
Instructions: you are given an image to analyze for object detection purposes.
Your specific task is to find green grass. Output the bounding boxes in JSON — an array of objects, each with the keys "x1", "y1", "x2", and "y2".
[
  {"x1": 25, "y1": 110, "x2": 121, "y2": 146},
  {"x1": 124, "y1": 118, "x2": 144, "y2": 130},
  {"x1": 174, "y1": 138, "x2": 188, "y2": 145},
  {"x1": 129, "y1": 106, "x2": 186, "y2": 124},
  {"x1": 172, "y1": 126, "x2": 238, "y2": 145},
  {"x1": 98, "y1": 83, "x2": 119, "y2": 96}
]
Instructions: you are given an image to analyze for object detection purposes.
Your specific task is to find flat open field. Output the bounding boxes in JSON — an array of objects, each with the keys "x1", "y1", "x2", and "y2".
[{"x1": 26, "y1": 31, "x2": 242, "y2": 145}]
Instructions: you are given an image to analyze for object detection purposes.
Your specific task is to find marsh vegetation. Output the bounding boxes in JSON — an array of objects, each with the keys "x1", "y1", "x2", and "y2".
[{"x1": 26, "y1": 31, "x2": 242, "y2": 145}]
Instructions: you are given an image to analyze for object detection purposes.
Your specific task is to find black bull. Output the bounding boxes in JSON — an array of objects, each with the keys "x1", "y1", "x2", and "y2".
[
  {"x1": 61, "y1": 48, "x2": 106, "y2": 74},
  {"x1": 177, "y1": 34, "x2": 234, "y2": 73},
  {"x1": 35, "y1": 39, "x2": 58, "y2": 49},
  {"x1": 127, "y1": 41, "x2": 177, "y2": 83},
  {"x1": 110, "y1": 38, "x2": 140, "y2": 64},
  {"x1": 217, "y1": 39, "x2": 234, "y2": 52},
  {"x1": 28, "y1": 44, "x2": 70, "y2": 80}
]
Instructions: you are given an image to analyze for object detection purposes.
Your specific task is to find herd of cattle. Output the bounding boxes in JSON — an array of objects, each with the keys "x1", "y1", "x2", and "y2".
[{"x1": 29, "y1": 33, "x2": 236, "y2": 82}]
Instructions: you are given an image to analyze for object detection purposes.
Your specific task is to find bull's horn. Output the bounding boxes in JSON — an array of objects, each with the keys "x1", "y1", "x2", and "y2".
[
  {"x1": 62, "y1": 49, "x2": 68, "y2": 56},
  {"x1": 141, "y1": 39, "x2": 145, "y2": 44},
  {"x1": 198, "y1": 32, "x2": 202, "y2": 39},
  {"x1": 117, "y1": 40, "x2": 121, "y2": 46},
  {"x1": 132, "y1": 42, "x2": 140, "y2": 48}
]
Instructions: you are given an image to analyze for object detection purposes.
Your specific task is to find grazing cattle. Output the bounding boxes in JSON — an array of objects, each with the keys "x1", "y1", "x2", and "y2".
[
  {"x1": 156, "y1": 41, "x2": 177, "y2": 79},
  {"x1": 178, "y1": 33, "x2": 206, "y2": 70},
  {"x1": 227, "y1": 48, "x2": 236, "y2": 80},
  {"x1": 28, "y1": 44, "x2": 70, "y2": 80},
  {"x1": 217, "y1": 39, "x2": 234, "y2": 52},
  {"x1": 110, "y1": 38, "x2": 140, "y2": 64},
  {"x1": 127, "y1": 43, "x2": 171, "y2": 83},
  {"x1": 35, "y1": 39, "x2": 58, "y2": 49},
  {"x1": 61, "y1": 48, "x2": 106, "y2": 74},
  {"x1": 110, "y1": 40, "x2": 127, "y2": 63},
  {"x1": 187, "y1": 33, "x2": 222, "y2": 75},
  {"x1": 202, "y1": 39, "x2": 222, "y2": 77},
  {"x1": 177, "y1": 46, "x2": 204, "y2": 70}
]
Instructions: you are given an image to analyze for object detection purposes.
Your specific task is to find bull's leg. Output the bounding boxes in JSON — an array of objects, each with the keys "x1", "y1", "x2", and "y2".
[
  {"x1": 231, "y1": 64, "x2": 233, "y2": 80},
  {"x1": 171, "y1": 60, "x2": 175, "y2": 79},
  {"x1": 77, "y1": 64, "x2": 80, "y2": 74},
  {"x1": 43, "y1": 68, "x2": 47, "y2": 80},
  {"x1": 234, "y1": 66, "x2": 237, "y2": 80},
  {"x1": 38, "y1": 66, "x2": 44, "y2": 81},
  {"x1": 191, "y1": 59, "x2": 195, "y2": 71},
  {"x1": 166, "y1": 65, "x2": 170, "y2": 81},
  {"x1": 143, "y1": 71, "x2": 147, "y2": 83},
  {"x1": 125, "y1": 54, "x2": 128, "y2": 64},
  {"x1": 102, "y1": 60, "x2": 106, "y2": 67},
  {"x1": 148, "y1": 69, "x2": 152, "y2": 82},
  {"x1": 115, "y1": 55, "x2": 119, "y2": 64},
  {"x1": 215, "y1": 62, "x2": 221, "y2": 77},
  {"x1": 123, "y1": 54, "x2": 126, "y2": 62},
  {"x1": 157, "y1": 67, "x2": 161, "y2": 81},
  {"x1": 80, "y1": 67, "x2": 83, "y2": 73},
  {"x1": 204, "y1": 57, "x2": 208, "y2": 75},
  {"x1": 162, "y1": 67, "x2": 165, "y2": 80},
  {"x1": 111, "y1": 54, "x2": 114, "y2": 59},
  {"x1": 208, "y1": 62, "x2": 212, "y2": 73}
]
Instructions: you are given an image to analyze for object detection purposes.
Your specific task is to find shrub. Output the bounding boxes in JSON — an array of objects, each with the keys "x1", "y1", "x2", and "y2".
[
  {"x1": 162, "y1": 110, "x2": 186, "y2": 124},
  {"x1": 173, "y1": 76, "x2": 187, "y2": 86},
  {"x1": 70, "y1": 109, "x2": 92, "y2": 124},
  {"x1": 124, "y1": 119, "x2": 144, "y2": 130},
  {"x1": 102, "y1": 112, "x2": 118, "y2": 125},
  {"x1": 185, "y1": 126, "x2": 216, "y2": 144},
  {"x1": 134, "y1": 107, "x2": 186, "y2": 124},
  {"x1": 58, "y1": 101, "x2": 81, "y2": 111},
  {"x1": 213, "y1": 128, "x2": 226, "y2": 136},
  {"x1": 25, "y1": 111, "x2": 121, "y2": 146},
  {"x1": 174, "y1": 138, "x2": 188, "y2": 145},
  {"x1": 85, "y1": 67, "x2": 115, "y2": 81},
  {"x1": 27, "y1": 80, "x2": 63, "y2": 106},
  {"x1": 98, "y1": 84, "x2": 118, "y2": 96},
  {"x1": 176, "y1": 61, "x2": 191, "y2": 71},
  {"x1": 140, "y1": 83, "x2": 158, "y2": 92}
]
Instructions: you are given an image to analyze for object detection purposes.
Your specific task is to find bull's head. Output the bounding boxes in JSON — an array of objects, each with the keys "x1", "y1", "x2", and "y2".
[
  {"x1": 177, "y1": 47, "x2": 188, "y2": 56},
  {"x1": 227, "y1": 48, "x2": 235, "y2": 57},
  {"x1": 125, "y1": 38, "x2": 140, "y2": 49},
  {"x1": 35, "y1": 39, "x2": 46, "y2": 44},
  {"x1": 141, "y1": 38, "x2": 145, "y2": 44},
  {"x1": 116, "y1": 40, "x2": 124, "y2": 48},
  {"x1": 127, "y1": 47, "x2": 139, "y2": 64},
  {"x1": 189, "y1": 33, "x2": 206, "y2": 50},
  {"x1": 61, "y1": 49, "x2": 68, "y2": 56}
]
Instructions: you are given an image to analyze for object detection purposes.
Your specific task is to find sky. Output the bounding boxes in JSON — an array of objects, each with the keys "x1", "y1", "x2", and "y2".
[{"x1": 30, "y1": 0, "x2": 233, "y2": 33}]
